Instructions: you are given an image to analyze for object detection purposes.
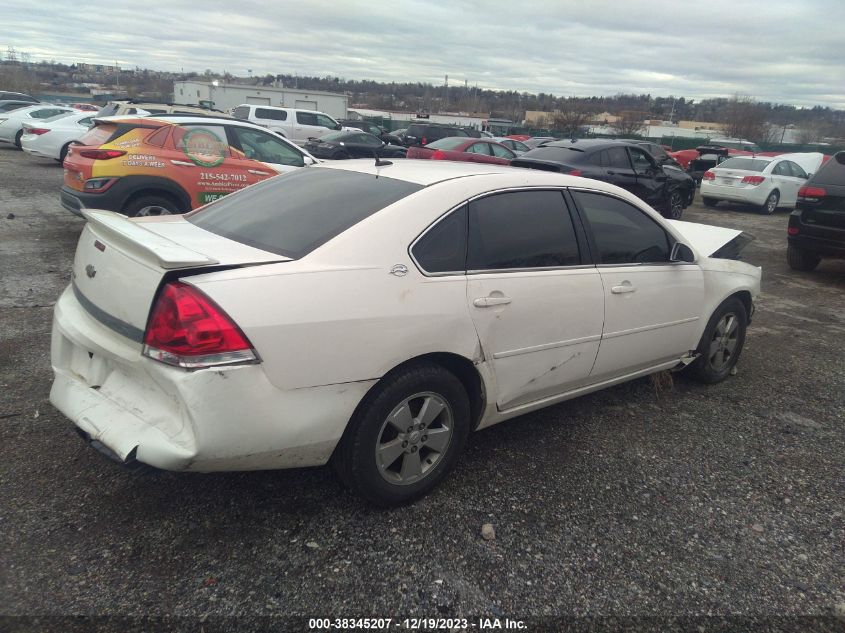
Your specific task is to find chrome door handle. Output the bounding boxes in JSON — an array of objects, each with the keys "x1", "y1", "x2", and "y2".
[
  {"x1": 248, "y1": 169, "x2": 271, "y2": 175},
  {"x1": 473, "y1": 296, "x2": 512, "y2": 307},
  {"x1": 170, "y1": 160, "x2": 195, "y2": 167},
  {"x1": 611, "y1": 284, "x2": 636, "y2": 294}
]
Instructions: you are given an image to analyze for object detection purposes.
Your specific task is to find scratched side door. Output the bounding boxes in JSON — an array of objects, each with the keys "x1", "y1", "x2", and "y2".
[{"x1": 465, "y1": 189, "x2": 604, "y2": 410}]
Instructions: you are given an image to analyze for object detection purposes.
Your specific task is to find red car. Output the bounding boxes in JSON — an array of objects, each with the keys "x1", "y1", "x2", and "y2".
[{"x1": 406, "y1": 137, "x2": 516, "y2": 165}]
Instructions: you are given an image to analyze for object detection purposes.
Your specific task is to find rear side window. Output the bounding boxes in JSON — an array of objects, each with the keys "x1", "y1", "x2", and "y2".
[
  {"x1": 573, "y1": 191, "x2": 670, "y2": 264},
  {"x1": 188, "y1": 169, "x2": 423, "y2": 259},
  {"x1": 233, "y1": 106, "x2": 250, "y2": 119},
  {"x1": 467, "y1": 190, "x2": 580, "y2": 270},
  {"x1": 256, "y1": 107, "x2": 287, "y2": 121},
  {"x1": 412, "y1": 206, "x2": 468, "y2": 273},
  {"x1": 811, "y1": 156, "x2": 845, "y2": 186}
]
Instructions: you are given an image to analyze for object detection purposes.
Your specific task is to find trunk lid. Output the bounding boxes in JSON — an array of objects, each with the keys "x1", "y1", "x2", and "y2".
[{"x1": 71, "y1": 210, "x2": 288, "y2": 345}]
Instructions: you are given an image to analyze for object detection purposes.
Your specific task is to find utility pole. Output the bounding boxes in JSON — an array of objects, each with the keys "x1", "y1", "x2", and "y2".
[{"x1": 444, "y1": 74, "x2": 448, "y2": 112}]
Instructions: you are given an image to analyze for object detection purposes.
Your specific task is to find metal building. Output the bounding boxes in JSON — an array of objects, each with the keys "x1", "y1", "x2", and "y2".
[{"x1": 173, "y1": 81, "x2": 349, "y2": 118}]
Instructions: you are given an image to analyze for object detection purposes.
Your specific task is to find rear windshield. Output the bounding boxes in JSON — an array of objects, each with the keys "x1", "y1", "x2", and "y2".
[
  {"x1": 78, "y1": 122, "x2": 118, "y2": 146},
  {"x1": 427, "y1": 137, "x2": 469, "y2": 150},
  {"x1": 812, "y1": 155, "x2": 845, "y2": 186},
  {"x1": 717, "y1": 158, "x2": 770, "y2": 172},
  {"x1": 188, "y1": 169, "x2": 424, "y2": 258},
  {"x1": 97, "y1": 103, "x2": 121, "y2": 117}
]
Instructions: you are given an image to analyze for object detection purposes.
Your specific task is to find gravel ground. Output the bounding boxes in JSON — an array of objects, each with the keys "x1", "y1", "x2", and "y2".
[{"x1": 1, "y1": 145, "x2": 843, "y2": 631}]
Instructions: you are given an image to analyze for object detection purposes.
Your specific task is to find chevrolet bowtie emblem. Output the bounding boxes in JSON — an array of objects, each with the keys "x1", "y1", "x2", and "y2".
[{"x1": 85, "y1": 264, "x2": 97, "y2": 279}]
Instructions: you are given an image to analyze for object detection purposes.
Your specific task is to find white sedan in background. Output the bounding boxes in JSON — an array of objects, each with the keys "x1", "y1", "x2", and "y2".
[
  {"x1": 21, "y1": 111, "x2": 96, "y2": 162},
  {"x1": 50, "y1": 161, "x2": 760, "y2": 505},
  {"x1": 0, "y1": 104, "x2": 75, "y2": 148},
  {"x1": 701, "y1": 153, "x2": 824, "y2": 214}
]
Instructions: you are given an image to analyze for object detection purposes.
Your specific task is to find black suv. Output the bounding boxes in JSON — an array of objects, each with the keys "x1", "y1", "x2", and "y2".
[
  {"x1": 511, "y1": 139, "x2": 696, "y2": 219},
  {"x1": 401, "y1": 123, "x2": 469, "y2": 147},
  {"x1": 337, "y1": 119, "x2": 402, "y2": 145},
  {"x1": 787, "y1": 151, "x2": 845, "y2": 271}
]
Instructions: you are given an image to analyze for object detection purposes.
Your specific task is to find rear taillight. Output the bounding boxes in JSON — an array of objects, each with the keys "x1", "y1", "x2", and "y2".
[
  {"x1": 798, "y1": 185, "x2": 826, "y2": 199},
  {"x1": 431, "y1": 150, "x2": 446, "y2": 160},
  {"x1": 79, "y1": 149, "x2": 126, "y2": 160},
  {"x1": 702, "y1": 171, "x2": 715, "y2": 181},
  {"x1": 568, "y1": 168, "x2": 583, "y2": 177},
  {"x1": 25, "y1": 127, "x2": 50, "y2": 135},
  {"x1": 143, "y1": 282, "x2": 258, "y2": 369},
  {"x1": 741, "y1": 175, "x2": 765, "y2": 185},
  {"x1": 787, "y1": 227, "x2": 800, "y2": 235},
  {"x1": 421, "y1": 137, "x2": 428, "y2": 145}
]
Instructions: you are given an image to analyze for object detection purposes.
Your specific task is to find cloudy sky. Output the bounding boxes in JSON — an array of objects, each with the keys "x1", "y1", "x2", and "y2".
[{"x1": 3, "y1": 0, "x2": 844, "y2": 109}]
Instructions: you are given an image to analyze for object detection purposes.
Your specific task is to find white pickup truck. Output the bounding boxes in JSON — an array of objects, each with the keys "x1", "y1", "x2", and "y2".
[{"x1": 231, "y1": 104, "x2": 351, "y2": 145}]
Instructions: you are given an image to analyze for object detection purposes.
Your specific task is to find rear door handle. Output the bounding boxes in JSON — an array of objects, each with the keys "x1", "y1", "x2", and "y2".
[
  {"x1": 611, "y1": 284, "x2": 636, "y2": 294},
  {"x1": 473, "y1": 296, "x2": 512, "y2": 307},
  {"x1": 248, "y1": 169, "x2": 271, "y2": 175},
  {"x1": 170, "y1": 160, "x2": 195, "y2": 167}
]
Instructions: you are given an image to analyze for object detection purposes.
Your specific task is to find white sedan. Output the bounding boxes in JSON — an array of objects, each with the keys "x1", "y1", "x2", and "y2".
[
  {"x1": 0, "y1": 104, "x2": 75, "y2": 148},
  {"x1": 21, "y1": 111, "x2": 96, "y2": 162},
  {"x1": 50, "y1": 161, "x2": 761, "y2": 505},
  {"x1": 700, "y1": 153, "x2": 824, "y2": 214}
]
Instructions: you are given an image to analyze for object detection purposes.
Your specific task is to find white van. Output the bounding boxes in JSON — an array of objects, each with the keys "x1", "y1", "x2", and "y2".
[{"x1": 231, "y1": 104, "x2": 345, "y2": 144}]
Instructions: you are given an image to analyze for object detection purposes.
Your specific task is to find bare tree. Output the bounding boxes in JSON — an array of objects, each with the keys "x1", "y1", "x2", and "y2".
[
  {"x1": 552, "y1": 101, "x2": 595, "y2": 137},
  {"x1": 796, "y1": 120, "x2": 829, "y2": 144},
  {"x1": 722, "y1": 95, "x2": 774, "y2": 143},
  {"x1": 609, "y1": 110, "x2": 647, "y2": 137}
]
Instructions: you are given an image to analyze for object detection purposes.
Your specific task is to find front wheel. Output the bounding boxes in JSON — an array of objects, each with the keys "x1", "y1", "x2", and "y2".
[
  {"x1": 760, "y1": 190, "x2": 779, "y2": 215},
  {"x1": 333, "y1": 363, "x2": 471, "y2": 506},
  {"x1": 787, "y1": 244, "x2": 821, "y2": 271},
  {"x1": 689, "y1": 297, "x2": 748, "y2": 384}
]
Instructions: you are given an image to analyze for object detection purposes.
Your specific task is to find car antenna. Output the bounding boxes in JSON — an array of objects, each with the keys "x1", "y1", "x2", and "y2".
[{"x1": 373, "y1": 152, "x2": 392, "y2": 174}]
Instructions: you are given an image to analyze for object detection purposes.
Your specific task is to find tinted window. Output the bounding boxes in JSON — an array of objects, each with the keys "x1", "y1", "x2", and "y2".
[
  {"x1": 296, "y1": 111, "x2": 318, "y2": 126},
  {"x1": 188, "y1": 170, "x2": 423, "y2": 259},
  {"x1": 628, "y1": 147, "x2": 654, "y2": 174},
  {"x1": 812, "y1": 155, "x2": 845, "y2": 186},
  {"x1": 467, "y1": 191, "x2": 580, "y2": 270},
  {"x1": 607, "y1": 147, "x2": 630, "y2": 169},
  {"x1": 427, "y1": 137, "x2": 469, "y2": 150},
  {"x1": 358, "y1": 133, "x2": 383, "y2": 146},
  {"x1": 233, "y1": 106, "x2": 250, "y2": 119},
  {"x1": 256, "y1": 107, "x2": 287, "y2": 121},
  {"x1": 228, "y1": 127, "x2": 304, "y2": 166},
  {"x1": 412, "y1": 206, "x2": 468, "y2": 273},
  {"x1": 490, "y1": 143, "x2": 515, "y2": 159},
  {"x1": 574, "y1": 191, "x2": 670, "y2": 264},
  {"x1": 717, "y1": 158, "x2": 770, "y2": 172},
  {"x1": 315, "y1": 113, "x2": 338, "y2": 129}
]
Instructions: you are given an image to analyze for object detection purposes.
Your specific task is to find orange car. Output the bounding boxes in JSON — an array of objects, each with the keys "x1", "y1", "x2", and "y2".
[{"x1": 61, "y1": 115, "x2": 317, "y2": 216}]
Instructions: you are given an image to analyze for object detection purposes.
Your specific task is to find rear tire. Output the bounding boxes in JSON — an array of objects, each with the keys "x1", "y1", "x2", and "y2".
[
  {"x1": 760, "y1": 190, "x2": 779, "y2": 215},
  {"x1": 702, "y1": 197, "x2": 718, "y2": 207},
  {"x1": 689, "y1": 297, "x2": 747, "y2": 384},
  {"x1": 14, "y1": 129, "x2": 23, "y2": 149},
  {"x1": 333, "y1": 363, "x2": 470, "y2": 506},
  {"x1": 786, "y1": 244, "x2": 821, "y2": 271},
  {"x1": 123, "y1": 194, "x2": 182, "y2": 217},
  {"x1": 58, "y1": 142, "x2": 72, "y2": 163}
]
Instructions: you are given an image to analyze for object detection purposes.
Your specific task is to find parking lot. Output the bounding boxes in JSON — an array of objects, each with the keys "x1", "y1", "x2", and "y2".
[{"x1": 1, "y1": 144, "x2": 843, "y2": 626}]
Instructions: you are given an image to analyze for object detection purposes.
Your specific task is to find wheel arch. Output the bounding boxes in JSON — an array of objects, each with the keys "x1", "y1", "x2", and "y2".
[{"x1": 119, "y1": 177, "x2": 191, "y2": 213}]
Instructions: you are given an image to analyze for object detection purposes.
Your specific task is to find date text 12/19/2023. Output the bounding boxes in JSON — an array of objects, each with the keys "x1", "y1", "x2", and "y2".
[{"x1": 308, "y1": 617, "x2": 527, "y2": 630}]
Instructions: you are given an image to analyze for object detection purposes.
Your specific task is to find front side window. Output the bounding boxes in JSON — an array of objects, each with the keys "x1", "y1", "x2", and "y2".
[
  {"x1": 228, "y1": 126, "x2": 304, "y2": 166},
  {"x1": 412, "y1": 206, "x2": 468, "y2": 273},
  {"x1": 467, "y1": 190, "x2": 580, "y2": 270},
  {"x1": 490, "y1": 143, "x2": 515, "y2": 159},
  {"x1": 573, "y1": 191, "x2": 670, "y2": 264},
  {"x1": 772, "y1": 161, "x2": 791, "y2": 176},
  {"x1": 296, "y1": 111, "x2": 318, "y2": 126},
  {"x1": 786, "y1": 161, "x2": 808, "y2": 179},
  {"x1": 607, "y1": 147, "x2": 630, "y2": 169},
  {"x1": 466, "y1": 142, "x2": 492, "y2": 155},
  {"x1": 315, "y1": 113, "x2": 338, "y2": 129},
  {"x1": 628, "y1": 147, "x2": 654, "y2": 174},
  {"x1": 358, "y1": 133, "x2": 383, "y2": 146}
]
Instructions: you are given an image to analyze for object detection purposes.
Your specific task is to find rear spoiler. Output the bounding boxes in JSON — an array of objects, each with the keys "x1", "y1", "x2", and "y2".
[{"x1": 81, "y1": 209, "x2": 219, "y2": 269}]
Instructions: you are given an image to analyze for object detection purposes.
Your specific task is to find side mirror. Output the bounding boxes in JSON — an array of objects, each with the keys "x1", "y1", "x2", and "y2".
[
  {"x1": 670, "y1": 242, "x2": 696, "y2": 263},
  {"x1": 805, "y1": 173, "x2": 813, "y2": 179},
  {"x1": 333, "y1": 123, "x2": 342, "y2": 130}
]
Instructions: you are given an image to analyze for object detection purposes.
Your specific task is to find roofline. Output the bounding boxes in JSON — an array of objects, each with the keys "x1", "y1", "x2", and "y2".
[{"x1": 173, "y1": 80, "x2": 349, "y2": 98}]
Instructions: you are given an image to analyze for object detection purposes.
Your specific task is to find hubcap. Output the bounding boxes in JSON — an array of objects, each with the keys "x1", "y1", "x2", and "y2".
[
  {"x1": 766, "y1": 194, "x2": 777, "y2": 213},
  {"x1": 136, "y1": 205, "x2": 173, "y2": 217},
  {"x1": 375, "y1": 392, "x2": 453, "y2": 486},
  {"x1": 708, "y1": 312, "x2": 740, "y2": 372},
  {"x1": 670, "y1": 192, "x2": 683, "y2": 218}
]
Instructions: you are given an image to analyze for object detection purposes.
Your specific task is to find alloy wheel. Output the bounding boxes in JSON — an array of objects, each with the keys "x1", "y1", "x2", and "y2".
[
  {"x1": 707, "y1": 312, "x2": 740, "y2": 372},
  {"x1": 374, "y1": 392, "x2": 453, "y2": 486}
]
